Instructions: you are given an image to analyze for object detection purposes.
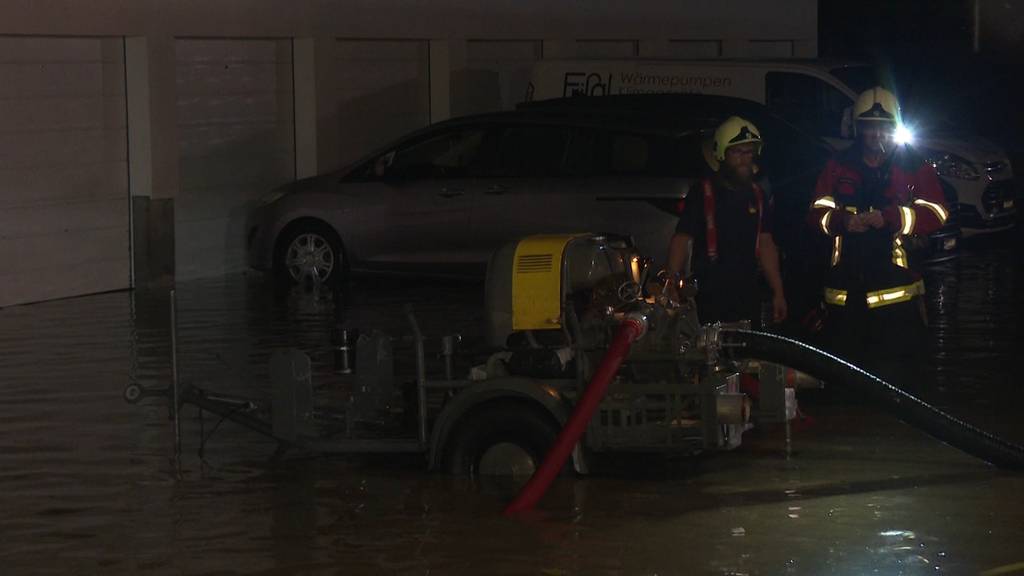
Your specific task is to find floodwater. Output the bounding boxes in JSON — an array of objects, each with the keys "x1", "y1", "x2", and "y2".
[{"x1": 2, "y1": 230, "x2": 1023, "y2": 575}]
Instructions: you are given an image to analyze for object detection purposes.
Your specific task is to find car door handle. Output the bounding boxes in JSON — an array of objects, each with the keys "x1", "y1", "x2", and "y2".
[
  {"x1": 438, "y1": 188, "x2": 465, "y2": 198},
  {"x1": 484, "y1": 184, "x2": 509, "y2": 195}
]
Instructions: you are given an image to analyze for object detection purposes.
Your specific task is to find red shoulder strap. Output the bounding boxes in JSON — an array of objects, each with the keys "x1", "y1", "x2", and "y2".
[
  {"x1": 752, "y1": 183, "x2": 764, "y2": 258},
  {"x1": 704, "y1": 180, "x2": 765, "y2": 262},
  {"x1": 702, "y1": 179, "x2": 718, "y2": 261}
]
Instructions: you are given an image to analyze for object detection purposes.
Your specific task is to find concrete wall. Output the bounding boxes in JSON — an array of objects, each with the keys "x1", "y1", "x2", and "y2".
[{"x1": 0, "y1": 0, "x2": 817, "y2": 287}]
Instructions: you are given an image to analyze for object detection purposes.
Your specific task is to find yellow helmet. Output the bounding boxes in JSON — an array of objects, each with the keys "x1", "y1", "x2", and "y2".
[
  {"x1": 854, "y1": 86, "x2": 900, "y2": 125},
  {"x1": 704, "y1": 116, "x2": 762, "y2": 171},
  {"x1": 713, "y1": 116, "x2": 762, "y2": 161}
]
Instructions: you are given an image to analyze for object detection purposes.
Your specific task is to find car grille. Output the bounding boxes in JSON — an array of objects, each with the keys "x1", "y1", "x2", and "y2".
[
  {"x1": 984, "y1": 161, "x2": 1008, "y2": 176},
  {"x1": 982, "y1": 179, "x2": 1016, "y2": 214}
]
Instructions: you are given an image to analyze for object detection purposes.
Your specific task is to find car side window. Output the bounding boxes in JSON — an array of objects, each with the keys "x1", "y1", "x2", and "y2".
[
  {"x1": 342, "y1": 127, "x2": 490, "y2": 182},
  {"x1": 758, "y1": 115, "x2": 831, "y2": 177},
  {"x1": 385, "y1": 127, "x2": 490, "y2": 179},
  {"x1": 563, "y1": 129, "x2": 601, "y2": 176},
  {"x1": 609, "y1": 131, "x2": 708, "y2": 177},
  {"x1": 610, "y1": 133, "x2": 651, "y2": 174},
  {"x1": 575, "y1": 131, "x2": 707, "y2": 178},
  {"x1": 765, "y1": 72, "x2": 851, "y2": 139},
  {"x1": 659, "y1": 133, "x2": 708, "y2": 177},
  {"x1": 820, "y1": 82, "x2": 853, "y2": 139},
  {"x1": 484, "y1": 125, "x2": 570, "y2": 177}
]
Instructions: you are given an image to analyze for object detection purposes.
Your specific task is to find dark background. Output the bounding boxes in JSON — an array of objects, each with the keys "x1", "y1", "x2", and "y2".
[{"x1": 820, "y1": 0, "x2": 1024, "y2": 165}]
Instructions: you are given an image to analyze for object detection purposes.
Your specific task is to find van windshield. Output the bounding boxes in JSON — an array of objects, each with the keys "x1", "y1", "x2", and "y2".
[{"x1": 829, "y1": 65, "x2": 878, "y2": 94}]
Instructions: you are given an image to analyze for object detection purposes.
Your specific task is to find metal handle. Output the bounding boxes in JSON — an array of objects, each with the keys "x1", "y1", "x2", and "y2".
[
  {"x1": 485, "y1": 184, "x2": 509, "y2": 195},
  {"x1": 438, "y1": 188, "x2": 464, "y2": 198},
  {"x1": 405, "y1": 304, "x2": 429, "y2": 447}
]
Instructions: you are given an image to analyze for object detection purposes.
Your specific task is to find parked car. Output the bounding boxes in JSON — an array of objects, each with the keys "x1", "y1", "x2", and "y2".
[
  {"x1": 248, "y1": 95, "x2": 820, "y2": 283},
  {"x1": 247, "y1": 110, "x2": 683, "y2": 285}
]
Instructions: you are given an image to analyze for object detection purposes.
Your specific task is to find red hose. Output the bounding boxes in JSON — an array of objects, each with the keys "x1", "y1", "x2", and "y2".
[{"x1": 504, "y1": 317, "x2": 646, "y2": 515}]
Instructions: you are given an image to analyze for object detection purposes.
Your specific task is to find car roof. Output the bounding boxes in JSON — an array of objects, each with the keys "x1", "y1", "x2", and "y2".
[
  {"x1": 523, "y1": 94, "x2": 789, "y2": 129},
  {"x1": 534, "y1": 58, "x2": 869, "y2": 72},
  {"x1": 519, "y1": 93, "x2": 770, "y2": 115},
  {"x1": 344, "y1": 93, "x2": 828, "y2": 174},
  {"x1": 517, "y1": 93, "x2": 830, "y2": 144},
  {"x1": 432, "y1": 94, "x2": 780, "y2": 137},
  {"x1": 432, "y1": 108, "x2": 700, "y2": 137}
]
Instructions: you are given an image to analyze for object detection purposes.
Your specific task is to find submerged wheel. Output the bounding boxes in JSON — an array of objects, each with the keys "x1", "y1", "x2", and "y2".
[
  {"x1": 274, "y1": 221, "x2": 346, "y2": 287},
  {"x1": 443, "y1": 403, "x2": 565, "y2": 478}
]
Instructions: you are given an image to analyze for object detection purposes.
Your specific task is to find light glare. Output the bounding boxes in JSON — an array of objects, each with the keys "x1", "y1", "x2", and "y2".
[{"x1": 894, "y1": 124, "x2": 914, "y2": 145}]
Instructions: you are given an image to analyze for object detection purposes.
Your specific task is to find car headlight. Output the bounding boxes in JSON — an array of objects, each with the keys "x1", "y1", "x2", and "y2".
[{"x1": 925, "y1": 152, "x2": 980, "y2": 181}]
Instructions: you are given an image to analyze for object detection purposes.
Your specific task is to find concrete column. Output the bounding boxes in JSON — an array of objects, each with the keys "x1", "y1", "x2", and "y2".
[
  {"x1": 311, "y1": 36, "x2": 342, "y2": 174},
  {"x1": 429, "y1": 39, "x2": 453, "y2": 123},
  {"x1": 125, "y1": 35, "x2": 178, "y2": 285},
  {"x1": 450, "y1": 39, "x2": 482, "y2": 117},
  {"x1": 292, "y1": 37, "x2": 318, "y2": 179}
]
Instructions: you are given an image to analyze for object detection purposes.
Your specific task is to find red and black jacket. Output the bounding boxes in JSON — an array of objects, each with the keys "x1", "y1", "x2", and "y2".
[{"x1": 808, "y1": 145, "x2": 949, "y2": 308}]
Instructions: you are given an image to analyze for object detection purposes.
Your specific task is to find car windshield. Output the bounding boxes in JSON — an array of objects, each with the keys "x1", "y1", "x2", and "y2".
[{"x1": 829, "y1": 65, "x2": 878, "y2": 94}]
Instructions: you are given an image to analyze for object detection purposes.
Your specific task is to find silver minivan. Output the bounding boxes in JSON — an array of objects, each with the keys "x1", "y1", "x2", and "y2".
[{"x1": 246, "y1": 97, "x2": 833, "y2": 291}]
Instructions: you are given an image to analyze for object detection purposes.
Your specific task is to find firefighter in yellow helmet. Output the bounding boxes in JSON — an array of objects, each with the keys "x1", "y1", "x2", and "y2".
[
  {"x1": 667, "y1": 116, "x2": 787, "y2": 327},
  {"x1": 808, "y1": 87, "x2": 949, "y2": 383}
]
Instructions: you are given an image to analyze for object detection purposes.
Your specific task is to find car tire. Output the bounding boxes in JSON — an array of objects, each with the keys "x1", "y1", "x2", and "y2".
[
  {"x1": 442, "y1": 402, "x2": 567, "y2": 478},
  {"x1": 274, "y1": 221, "x2": 347, "y2": 288}
]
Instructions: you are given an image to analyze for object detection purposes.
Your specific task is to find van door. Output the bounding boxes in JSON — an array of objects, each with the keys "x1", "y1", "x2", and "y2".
[
  {"x1": 341, "y1": 125, "x2": 487, "y2": 267},
  {"x1": 580, "y1": 130, "x2": 700, "y2": 265},
  {"x1": 765, "y1": 71, "x2": 854, "y2": 148},
  {"x1": 469, "y1": 125, "x2": 696, "y2": 267}
]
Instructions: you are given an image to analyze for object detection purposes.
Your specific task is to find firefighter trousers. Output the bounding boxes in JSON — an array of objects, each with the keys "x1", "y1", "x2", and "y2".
[{"x1": 823, "y1": 293, "x2": 927, "y2": 390}]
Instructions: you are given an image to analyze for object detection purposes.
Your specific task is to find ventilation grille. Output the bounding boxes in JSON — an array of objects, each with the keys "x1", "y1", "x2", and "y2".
[{"x1": 516, "y1": 253, "x2": 553, "y2": 274}]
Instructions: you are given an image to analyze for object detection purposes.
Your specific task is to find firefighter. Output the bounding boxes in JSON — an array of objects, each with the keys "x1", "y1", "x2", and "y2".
[
  {"x1": 666, "y1": 116, "x2": 787, "y2": 327},
  {"x1": 809, "y1": 86, "x2": 949, "y2": 382}
]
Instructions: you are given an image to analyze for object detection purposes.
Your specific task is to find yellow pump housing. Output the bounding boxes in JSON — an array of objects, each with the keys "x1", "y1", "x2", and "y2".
[
  {"x1": 511, "y1": 234, "x2": 581, "y2": 331},
  {"x1": 484, "y1": 233, "x2": 639, "y2": 348}
]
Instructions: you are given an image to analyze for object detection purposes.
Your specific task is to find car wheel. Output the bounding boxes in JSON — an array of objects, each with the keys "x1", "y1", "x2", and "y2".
[
  {"x1": 443, "y1": 402, "x2": 566, "y2": 479},
  {"x1": 275, "y1": 222, "x2": 346, "y2": 287}
]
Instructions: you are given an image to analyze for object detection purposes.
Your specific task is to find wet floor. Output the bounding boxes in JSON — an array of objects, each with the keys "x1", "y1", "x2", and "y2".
[{"x1": 2, "y1": 229, "x2": 1023, "y2": 575}]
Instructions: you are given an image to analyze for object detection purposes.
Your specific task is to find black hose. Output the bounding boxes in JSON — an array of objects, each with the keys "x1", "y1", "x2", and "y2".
[{"x1": 722, "y1": 329, "x2": 1024, "y2": 470}]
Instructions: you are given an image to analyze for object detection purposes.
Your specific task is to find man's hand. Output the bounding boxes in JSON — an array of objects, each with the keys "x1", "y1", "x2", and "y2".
[
  {"x1": 845, "y1": 213, "x2": 869, "y2": 233},
  {"x1": 772, "y1": 291, "x2": 788, "y2": 323},
  {"x1": 862, "y1": 210, "x2": 886, "y2": 229}
]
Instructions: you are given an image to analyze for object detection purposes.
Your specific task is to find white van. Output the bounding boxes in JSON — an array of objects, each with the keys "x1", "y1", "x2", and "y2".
[{"x1": 527, "y1": 60, "x2": 1016, "y2": 233}]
